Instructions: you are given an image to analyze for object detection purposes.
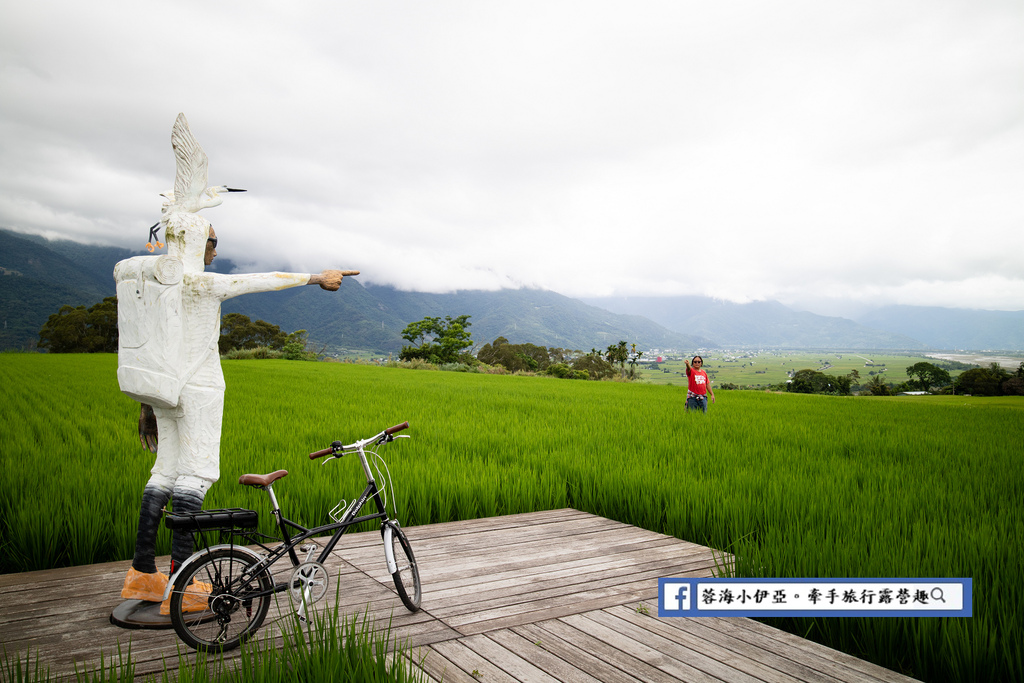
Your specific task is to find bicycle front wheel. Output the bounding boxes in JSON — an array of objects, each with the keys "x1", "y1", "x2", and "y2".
[
  {"x1": 169, "y1": 547, "x2": 273, "y2": 652},
  {"x1": 385, "y1": 522, "x2": 421, "y2": 612}
]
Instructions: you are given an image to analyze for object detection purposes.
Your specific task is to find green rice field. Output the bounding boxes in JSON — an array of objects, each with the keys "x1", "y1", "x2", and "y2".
[{"x1": 2, "y1": 353, "x2": 1022, "y2": 682}]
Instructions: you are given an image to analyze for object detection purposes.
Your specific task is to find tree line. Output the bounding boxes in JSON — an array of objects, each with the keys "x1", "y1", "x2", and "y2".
[
  {"x1": 37, "y1": 298, "x2": 316, "y2": 359},
  {"x1": 954, "y1": 362, "x2": 1024, "y2": 396},
  {"x1": 36, "y1": 298, "x2": 1024, "y2": 393},
  {"x1": 37, "y1": 297, "x2": 118, "y2": 353},
  {"x1": 395, "y1": 314, "x2": 653, "y2": 381},
  {"x1": 784, "y1": 360, "x2": 1024, "y2": 396}
]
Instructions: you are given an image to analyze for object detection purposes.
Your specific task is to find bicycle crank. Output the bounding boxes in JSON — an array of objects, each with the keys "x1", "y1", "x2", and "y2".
[{"x1": 289, "y1": 561, "x2": 330, "y2": 606}]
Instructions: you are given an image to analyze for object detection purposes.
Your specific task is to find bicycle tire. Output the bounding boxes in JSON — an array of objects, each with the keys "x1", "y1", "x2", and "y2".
[
  {"x1": 169, "y1": 547, "x2": 273, "y2": 652},
  {"x1": 386, "y1": 522, "x2": 421, "y2": 611}
]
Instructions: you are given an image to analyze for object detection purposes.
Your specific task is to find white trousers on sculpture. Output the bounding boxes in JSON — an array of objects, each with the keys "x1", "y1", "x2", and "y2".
[{"x1": 148, "y1": 384, "x2": 224, "y2": 491}]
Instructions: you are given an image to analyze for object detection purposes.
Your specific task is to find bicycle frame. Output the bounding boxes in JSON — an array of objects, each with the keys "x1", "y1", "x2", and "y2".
[{"x1": 165, "y1": 432, "x2": 401, "y2": 604}]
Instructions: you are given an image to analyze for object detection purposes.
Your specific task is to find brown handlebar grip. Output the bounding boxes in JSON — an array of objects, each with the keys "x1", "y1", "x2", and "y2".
[
  {"x1": 385, "y1": 421, "x2": 410, "y2": 435},
  {"x1": 309, "y1": 447, "x2": 334, "y2": 460}
]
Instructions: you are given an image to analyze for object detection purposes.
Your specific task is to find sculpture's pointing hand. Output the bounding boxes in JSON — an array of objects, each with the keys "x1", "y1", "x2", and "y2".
[{"x1": 309, "y1": 269, "x2": 359, "y2": 291}]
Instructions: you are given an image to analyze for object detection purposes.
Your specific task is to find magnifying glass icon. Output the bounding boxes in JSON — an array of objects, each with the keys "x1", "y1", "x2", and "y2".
[{"x1": 931, "y1": 587, "x2": 946, "y2": 603}]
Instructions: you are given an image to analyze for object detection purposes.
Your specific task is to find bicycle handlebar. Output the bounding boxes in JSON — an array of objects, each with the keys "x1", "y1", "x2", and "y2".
[
  {"x1": 309, "y1": 421, "x2": 410, "y2": 459},
  {"x1": 385, "y1": 421, "x2": 410, "y2": 436}
]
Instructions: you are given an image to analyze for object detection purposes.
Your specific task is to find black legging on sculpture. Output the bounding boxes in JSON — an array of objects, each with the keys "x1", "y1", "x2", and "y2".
[
  {"x1": 131, "y1": 485, "x2": 171, "y2": 574},
  {"x1": 170, "y1": 484, "x2": 206, "y2": 572}
]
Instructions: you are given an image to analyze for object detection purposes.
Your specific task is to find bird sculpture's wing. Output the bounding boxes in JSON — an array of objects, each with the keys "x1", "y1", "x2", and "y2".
[{"x1": 170, "y1": 113, "x2": 209, "y2": 209}]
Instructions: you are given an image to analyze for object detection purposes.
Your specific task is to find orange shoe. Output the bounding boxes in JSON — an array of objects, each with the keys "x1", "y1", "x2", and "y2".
[
  {"x1": 160, "y1": 579, "x2": 212, "y2": 615},
  {"x1": 121, "y1": 567, "x2": 168, "y2": 602}
]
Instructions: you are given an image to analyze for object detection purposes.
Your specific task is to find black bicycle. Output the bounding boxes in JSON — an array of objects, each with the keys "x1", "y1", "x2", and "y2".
[{"x1": 163, "y1": 422, "x2": 420, "y2": 652}]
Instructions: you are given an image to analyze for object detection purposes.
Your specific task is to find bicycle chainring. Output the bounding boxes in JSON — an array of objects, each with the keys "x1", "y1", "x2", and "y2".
[{"x1": 288, "y1": 561, "x2": 330, "y2": 606}]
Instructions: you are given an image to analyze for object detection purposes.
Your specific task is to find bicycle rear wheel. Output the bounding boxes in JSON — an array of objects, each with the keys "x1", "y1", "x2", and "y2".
[
  {"x1": 169, "y1": 547, "x2": 273, "y2": 652},
  {"x1": 385, "y1": 522, "x2": 421, "y2": 611}
]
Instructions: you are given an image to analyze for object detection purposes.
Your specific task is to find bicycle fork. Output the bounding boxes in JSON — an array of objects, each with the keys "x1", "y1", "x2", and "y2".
[{"x1": 382, "y1": 522, "x2": 398, "y2": 575}]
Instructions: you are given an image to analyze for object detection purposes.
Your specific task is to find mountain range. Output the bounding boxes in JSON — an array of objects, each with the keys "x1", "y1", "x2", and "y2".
[{"x1": 3, "y1": 228, "x2": 1023, "y2": 352}]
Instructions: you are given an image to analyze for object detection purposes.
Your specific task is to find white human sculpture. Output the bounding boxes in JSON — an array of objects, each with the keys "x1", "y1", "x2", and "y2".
[{"x1": 115, "y1": 113, "x2": 357, "y2": 616}]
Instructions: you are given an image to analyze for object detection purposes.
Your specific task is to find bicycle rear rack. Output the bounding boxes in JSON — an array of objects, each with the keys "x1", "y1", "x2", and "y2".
[{"x1": 163, "y1": 507, "x2": 260, "y2": 554}]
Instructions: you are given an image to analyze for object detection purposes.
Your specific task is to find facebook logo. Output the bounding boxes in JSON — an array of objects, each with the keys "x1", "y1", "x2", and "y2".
[{"x1": 659, "y1": 580, "x2": 692, "y2": 615}]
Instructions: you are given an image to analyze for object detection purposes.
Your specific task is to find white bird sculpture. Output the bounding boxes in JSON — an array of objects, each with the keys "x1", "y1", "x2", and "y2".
[
  {"x1": 145, "y1": 113, "x2": 244, "y2": 252},
  {"x1": 161, "y1": 113, "x2": 245, "y2": 215}
]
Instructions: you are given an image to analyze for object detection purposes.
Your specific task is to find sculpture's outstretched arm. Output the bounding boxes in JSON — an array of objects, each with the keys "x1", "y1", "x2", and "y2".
[{"x1": 208, "y1": 269, "x2": 359, "y2": 301}]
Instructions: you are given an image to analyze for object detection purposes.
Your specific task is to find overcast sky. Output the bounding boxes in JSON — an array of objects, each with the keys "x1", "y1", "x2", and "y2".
[{"x1": 2, "y1": 1, "x2": 1022, "y2": 316}]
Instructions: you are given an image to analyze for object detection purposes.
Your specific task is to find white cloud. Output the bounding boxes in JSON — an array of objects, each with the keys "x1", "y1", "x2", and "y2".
[{"x1": 2, "y1": 0, "x2": 1023, "y2": 313}]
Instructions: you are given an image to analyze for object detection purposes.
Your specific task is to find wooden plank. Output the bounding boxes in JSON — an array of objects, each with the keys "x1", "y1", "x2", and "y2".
[
  {"x1": 584, "y1": 608, "x2": 770, "y2": 683},
  {"x1": 487, "y1": 628, "x2": 605, "y2": 683},
  {"x1": 559, "y1": 612, "x2": 727, "y2": 683},
  {"x1": 693, "y1": 617, "x2": 919, "y2": 683},
  {"x1": 423, "y1": 541, "x2": 716, "y2": 611},
  {"x1": 443, "y1": 569, "x2": 716, "y2": 635},
  {"x1": 511, "y1": 622, "x2": 645, "y2": 683},
  {"x1": 390, "y1": 651, "x2": 443, "y2": 683},
  {"x1": 458, "y1": 633, "x2": 564, "y2": 683},
  {"x1": 407, "y1": 509, "x2": 599, "y2": 537},
  {"x1": 429, "y1": 638, "x2": 522, "y2": 683},
  {"x1": 523, "y1": 616, "x2": 685, "y2": 683},
  {"x1": 406, "y1": 646, "x2": 479, "y2": 683},
  {"x1": 351, "y1": 517, "x2": 631, "y2": 569},
  {"x1": 416, "y1": 532, "x2": 716, "y2": 596},
  {"x1": 604, "y1": 604, "x2": 845, "y2": 683}
]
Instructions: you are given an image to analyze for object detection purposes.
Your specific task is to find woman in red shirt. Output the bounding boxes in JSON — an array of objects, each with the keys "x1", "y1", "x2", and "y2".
[{"x1": 685, "y1": 355, "x2": 715, "y2": 413}]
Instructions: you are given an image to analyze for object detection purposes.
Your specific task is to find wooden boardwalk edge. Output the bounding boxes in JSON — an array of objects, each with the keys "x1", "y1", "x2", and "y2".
[{"x1": 0, "y1": 509, "x2": 918, "y2": 682}]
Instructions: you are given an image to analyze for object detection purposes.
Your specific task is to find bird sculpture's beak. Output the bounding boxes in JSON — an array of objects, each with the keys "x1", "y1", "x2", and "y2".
[{"x1": 225, "y1": 188, "x2": 246, "y2": 193}]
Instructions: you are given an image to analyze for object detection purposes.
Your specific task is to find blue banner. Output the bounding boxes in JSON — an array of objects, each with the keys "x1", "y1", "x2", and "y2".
[{"x1": 658, "y1": 578, "x2": 972, "y2": 618}]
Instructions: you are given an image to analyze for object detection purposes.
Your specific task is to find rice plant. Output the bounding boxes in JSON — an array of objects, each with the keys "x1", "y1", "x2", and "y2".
[
  {"x1": 2, "y1": 354, "x2": 1022, "y2": 682},
  {"x1": 0, "y1": 606, "x2": 426, "y2": 683}
]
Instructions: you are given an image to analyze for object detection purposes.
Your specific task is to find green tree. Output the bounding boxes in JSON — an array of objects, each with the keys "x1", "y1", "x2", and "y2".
[
  {"x1": 477, "y1": 337, "x2": 550, "y2": 372},
  {"x1": 1004, "y1": 363, "x2": 1024, "y2": 396},
  {"x1": 571, "y1": 350, "x2": 616, "y2": 380},
  {"x1": 905, "y1": 362, "x2": 952, "y2": 392},
  {"x1": 544, "y1": 363, "x2": 589, "y2": 380},
  {"x1": 547, "y1": 347, "x2": 574, "y2": 364},
  {"x1": 788, "y1": 369, "x2": 852, "y2": 395},
  {"x1": 1001, "y1": 376, "x2": 1024, "y2": 396},
  {"x1": 626, "y1": 343, "x2": 644, "y2": 379},
  {"x1": 955, "y1": 365, "x2": 1009, "y2": 396},
  {"x1": 281, "y1": 329, "x2": 322, "y2": 361},
  {"x1": 605, "y1": 341, "x2": 629, "y2": 377},
  {"x1": 832, "y1": 374, "x2": 852, "y2": 395},
  {"x1": 399, "y1": 315, "x2": 473, "y2": 365},
  {"x1": 864, "y1": 374, "x2": 893, "y2": 396},
  {"x1": 38, "y1": 297, "x2": 118, "y2": 353},
  {"x1": 218, "y1": 313, "x2": 288, "y2": 354},
  {"x1": 788, "y1": 369, "x2": 827, "y2": 394}
]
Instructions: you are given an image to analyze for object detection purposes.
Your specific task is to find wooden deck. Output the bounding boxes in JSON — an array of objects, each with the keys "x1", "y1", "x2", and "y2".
[{"x1": 0, "y1": 509, "x2": 918, "y2": 682}]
